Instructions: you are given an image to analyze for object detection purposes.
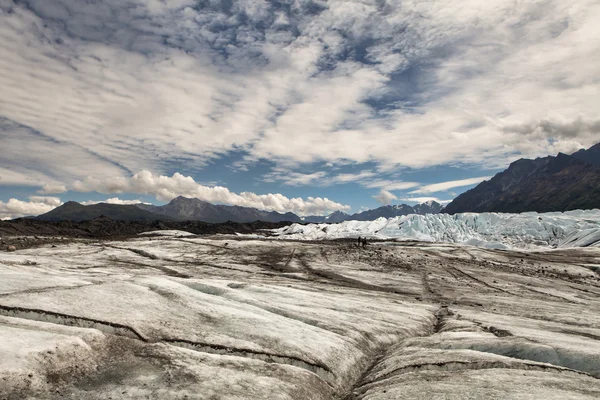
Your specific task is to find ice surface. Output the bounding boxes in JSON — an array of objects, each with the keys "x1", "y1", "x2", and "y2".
[
  {"x1": 271, "y1": 209, "x2": 600, "y2": 249},
  {"x1": 138, "y1": 230, "x2": 195, "y2": 237},
  {"x1": 1, "y1": 236, "x2": 600, "y2": 398}
]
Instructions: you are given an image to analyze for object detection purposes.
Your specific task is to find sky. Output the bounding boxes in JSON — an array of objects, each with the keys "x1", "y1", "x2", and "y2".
[{"x1": 1, "y1": 0, "x2": 599, "y2": 219}]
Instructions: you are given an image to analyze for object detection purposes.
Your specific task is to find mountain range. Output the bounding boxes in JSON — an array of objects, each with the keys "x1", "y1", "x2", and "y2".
[
  {"x1": 444, "y1": 142, "x2": 600, "y2": 214},
  {"x1": 305, "y1": 200, "x2": 444, "y2": 222},
  {"x1": 36, "y1": 201, "x2": 172, "y2": 222},
  {"x1": 35, "y1": 197, "x2": 444, "y2": 223},
  {"x1": 137, "y1": 196, "x2": 302, "y2": 223}
]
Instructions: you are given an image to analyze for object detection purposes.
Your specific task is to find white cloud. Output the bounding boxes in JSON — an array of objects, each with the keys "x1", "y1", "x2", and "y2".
[
  {"x1": 265, "y1": 169, "x2": 377, "y2": 187},
  {"x1": 0, "y1": 119, "x2": 126, "y2": 188},
  {"x1": 401, "y1": 197, "x2": 453, "y2": 205},
  {"x1": 332, "y1": 171, "x2": 378, "y2": 184},
  {"x1": 0, "y1": 0, "x2": 598, "y2": 189},
  {"x1": 364, "y1": 180, "x2": 421, "y2": 191},
  {"x1": 264, "y1": 171, "x2": 328, "y2": 186},
  {"x1": 71, "y1": 170, "x2": 350, "y2": 216},
  {"x1": 81, "y1": 198, "x2": 151, "y2": 206},
  {"x1": 37, "y1": 183, "x2": 68, "y2": 195},
  {"x1": 373, "y1": 190, "x2": 398, "y2": 206},
  {"x1": 28, "y1": 196, "x2": 62, "y2": 207},
  {"x1": 410, "y1": 177, "x2": 492, "y2": 194},
  {"x1": 0, "y1": 197, "x2": 62, "y2": 219}
]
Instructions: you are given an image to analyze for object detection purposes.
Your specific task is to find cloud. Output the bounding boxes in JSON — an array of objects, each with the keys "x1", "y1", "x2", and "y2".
[
  {"x1": 265, "y1": 171, "x2": 328, "y2": 186},
  {"x1": 364, "y1": 180, "x2": 421, "y2": 191},
  {"x1": 0, "y1": 197, "x2": 62, "y2": 219},
  {"x1": 71, "y1": 170, "x2": 350, "y2": 216},
  {"x1": 400, "y1": 197, "x2": 453, "y2": 205},
  {"x1": 0, "y1": 119, "x2": 126, "y2": 187},
  {"x1": 503, "y1": 118, "x2": 600, "y2": 138},
  {"x1": 81, "y1": 198, "x2": 151, "y2": 206},
  {"x1": 0, "y1": 0, "x2": 598, "y2": 189},
  {"x1": 411, "y1": 177, "x2": 492, "y2": 194},
  {"x1": 373, "y1": 190, "x2": 398, "y2": 206},
  {"x1": 37, "y1": 183, "x2": 68, "y2": 195},
  {"x1": 27, "y1": 196, "x2": 62, "y2": 207},
  {"x1": 264, "y1": 169, "x2": 377, "y2": 187}
]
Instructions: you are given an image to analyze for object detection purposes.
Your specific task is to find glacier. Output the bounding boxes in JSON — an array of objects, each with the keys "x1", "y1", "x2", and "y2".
[
  {"x1": 271, "y1": 209, "x2": 600, "y2": 249},
  {"x1": 1, "y1": 235, "x2": 600, "y2": 399}
]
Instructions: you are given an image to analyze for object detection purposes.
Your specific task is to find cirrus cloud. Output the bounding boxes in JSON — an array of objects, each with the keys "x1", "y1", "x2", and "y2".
[
  {"x1": 0, "y1": 0, "x2": 598, "y2": 187},
  {"x1": 410, "y1": 177, "x2": 492, "y2": 195}
]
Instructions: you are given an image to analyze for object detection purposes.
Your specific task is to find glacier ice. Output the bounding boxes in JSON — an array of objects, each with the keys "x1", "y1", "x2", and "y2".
[
  {"x1": 1, "y1": 235, "x2": 600, "y2": 398},
  {"x1": 271, "y1": 209, "x2": 600, "y2": 249}
]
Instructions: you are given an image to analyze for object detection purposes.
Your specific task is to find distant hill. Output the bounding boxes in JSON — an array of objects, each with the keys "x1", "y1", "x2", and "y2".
[
  {"x1": 443, "y1": 142, "x2": 600, "y2": 214},
  {"x1": 302, "y1": 201, "x2": 443, "y2": 222},
  {"x1": 303, "y1": 211, "x2": 351, "y2": 223},
  {"x1": 348, "y1": 204, "x2": 415, "y2": 221},
  {"x1": 412, "y1": 200, "x2": 445, "y2": 215},
  {"x1": 137, "y1": 196, "x2": 302, "y2": 223},
  {"x1": 346, "y1": 201, "x2": 444, "y2": 221},
  {"x1": 36, "y1": 201, "x2": 170, "y2": 222}
]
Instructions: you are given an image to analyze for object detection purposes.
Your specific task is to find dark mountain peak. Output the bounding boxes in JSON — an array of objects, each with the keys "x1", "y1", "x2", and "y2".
[
  {"x1": 328, "y1": 210, "x2": 349, "y2": 217},
  {"x1": 571, "y1": 141, "x2": 600, "y2": 166},
  {"x1": 170, "y1": 196, "x2": 207, "y2": 205},
  {"x1": 555, "y1": 152, "x2": 574, "y2": 160},
  {"x1": 413, "y1": 200, "x2": 444, "y2": 214},
  {"x1": 62, "y1": 201, "x2": 83, "y2": 207},
  {"x1": 37, "y1": 202, "x2": 169, "y2": 222},
  {"x1": 444, "y1": 142, "x2": 600, "y2": 214},
  {"x1": 325, "y1": 210, "x2": 350, "y2": 223},
  {"x1": 137, "y1": 196, "x2": 301, "y2": 223},
  {"x1": 508, "y1": 156, "x2": 551, "y2": 171},
  {"x1": 303, "y1": 210, "x2": 350, "y2": 224},
  {"x1": 346, "y1": 200, "x2": 442, "y2": 221}
]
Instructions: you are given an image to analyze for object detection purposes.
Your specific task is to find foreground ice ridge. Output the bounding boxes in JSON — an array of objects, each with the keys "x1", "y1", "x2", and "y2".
[
  {"x1": 272, "y1": 209, "x2": 600, "y2": 249},
  {"x1": 1, "y1": 236, "x2": 600, "y2": 399}
]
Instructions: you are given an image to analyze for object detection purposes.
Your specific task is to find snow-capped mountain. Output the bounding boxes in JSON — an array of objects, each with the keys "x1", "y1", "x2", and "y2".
[
  {"x1": 303, "y1": 201, "x2": 443, "y2": 223},
  {"x1": 413, "y1": 200, "x2": 445, "y2": 215},
  {"x1": 303, "y1": 210, "x2": 350, "y2": 223},
  {"x1": 346, "y1": 201, "x2": 444, "y2": 221}
]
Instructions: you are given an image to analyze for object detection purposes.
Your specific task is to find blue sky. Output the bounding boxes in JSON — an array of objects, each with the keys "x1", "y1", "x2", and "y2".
[{"x1": 1, "y1": 0, "x2": 599, "y2": 219}]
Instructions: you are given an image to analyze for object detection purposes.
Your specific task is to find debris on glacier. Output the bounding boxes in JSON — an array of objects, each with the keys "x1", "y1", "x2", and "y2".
[{"x1": 1, "y1": 234, "x2": 600, "y2": 399}]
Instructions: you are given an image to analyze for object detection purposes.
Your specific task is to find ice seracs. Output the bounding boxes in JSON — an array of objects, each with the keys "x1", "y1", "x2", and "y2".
[
  {"x1": 271, "y1": 209, "x2": 600, "y2": 249},
  {"x1": 138, "y1": 230, "x2": 195, "y2": 237}
]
